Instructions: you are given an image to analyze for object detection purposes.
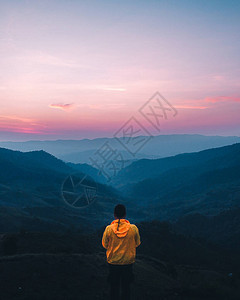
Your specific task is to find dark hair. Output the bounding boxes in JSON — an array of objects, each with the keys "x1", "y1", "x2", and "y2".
[
  {"x1": 114, "y1": 204, "x2": 126, "y2": 231},
  {"x1": 114, "y1": 204, "x2": 126, "y2": 218}
]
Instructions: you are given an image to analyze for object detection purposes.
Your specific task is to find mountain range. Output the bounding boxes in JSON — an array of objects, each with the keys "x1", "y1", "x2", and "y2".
[
  {"x1": 1, "y1": 139, "x2": 240, "y2": 230},
  {"x1": 0, "y1": 134, "x2": 239, "y2": 164},
  {"x1": 112, "y1": 142, "x2": 240, "y2": 220}
]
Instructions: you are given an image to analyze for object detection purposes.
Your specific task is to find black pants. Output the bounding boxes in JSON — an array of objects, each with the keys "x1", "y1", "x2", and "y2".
[{"x1": 107, "y1": 263, "x2": 134, "y2": 300}]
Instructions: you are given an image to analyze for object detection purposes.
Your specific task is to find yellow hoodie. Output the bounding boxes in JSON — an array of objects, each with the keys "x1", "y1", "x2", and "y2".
[{"x1": 102, "y1": 219, "x2": 141, "y2": 265}]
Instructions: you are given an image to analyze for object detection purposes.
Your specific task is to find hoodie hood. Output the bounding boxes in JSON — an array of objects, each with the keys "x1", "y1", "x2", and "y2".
[{"x1": 110, "y1": 219, "x2": 131, "y2": 238}]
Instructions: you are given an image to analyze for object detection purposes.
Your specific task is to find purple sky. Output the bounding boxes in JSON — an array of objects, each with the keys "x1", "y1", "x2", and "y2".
[{"x1": 0, "y1": 0, "x2": 240, "y2": 141}]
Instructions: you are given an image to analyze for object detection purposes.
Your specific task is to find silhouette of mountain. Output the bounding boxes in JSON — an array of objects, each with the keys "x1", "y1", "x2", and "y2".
[
  {"x1": 113, "y1": 142, "x2": 240, "y2": 185},
  {"x1": 113, "y1": 143, "x2": 240, "y2": 220},
  {"x1": 0, "y1": 147, "x2": 122, "y2": 231},
  {"x1": 0, "y1": 147, "x2": 72, "y2": 183}
]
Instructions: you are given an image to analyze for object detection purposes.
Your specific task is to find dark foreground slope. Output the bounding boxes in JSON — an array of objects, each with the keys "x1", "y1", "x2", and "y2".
[
  {"x1": 1, "y1": 253, "x2": 238, "y2": 300},
  {"x1": 0, "y1": 219, "x2": 240, "y2": 300},
  {"x1": 174, "y1": 208, "x2": 240, "y2": 250}
]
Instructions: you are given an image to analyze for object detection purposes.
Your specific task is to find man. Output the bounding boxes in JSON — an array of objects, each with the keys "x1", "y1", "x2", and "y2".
[{"x1": 102, "y1": 204, "x2": 141, "y2": 300}]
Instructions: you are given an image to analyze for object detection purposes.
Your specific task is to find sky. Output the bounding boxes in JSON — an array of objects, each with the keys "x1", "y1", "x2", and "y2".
[{"x1": 0, "y1": 0, "x2": 240, "y2": 141}]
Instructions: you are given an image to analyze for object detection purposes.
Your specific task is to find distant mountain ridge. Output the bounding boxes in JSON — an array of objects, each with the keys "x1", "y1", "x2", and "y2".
[{"x1": 0, "y1": 134, "x2": 239, "y2": 164}]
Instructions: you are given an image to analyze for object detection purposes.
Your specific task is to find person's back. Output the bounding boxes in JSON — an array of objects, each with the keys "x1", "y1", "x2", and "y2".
[{"x1": 102, "y1": 204, "x2": 141, "y2": 300}]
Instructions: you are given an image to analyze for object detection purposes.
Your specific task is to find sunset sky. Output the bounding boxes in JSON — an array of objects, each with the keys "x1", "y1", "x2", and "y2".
[{"x1": 0, "y1": 0, "x2": 240, "y2": 141}]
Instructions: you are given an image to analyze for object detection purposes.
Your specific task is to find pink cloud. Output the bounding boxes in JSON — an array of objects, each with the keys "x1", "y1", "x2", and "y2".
[
  {"x1": 0, "y1": 115, "x2": 47, "y2": 134},
  {"x1": 49, "y1": 103, "x2": 75, "y2": 111},
  {"x1": 174, "y1": 105, "x2": 208, "y2": 110},
  {"x1": 205, "y1": 96, "x2": 240, "y2": 103},
  {"x1": 0, "y1": 124, "x2": 45, "y2": 134}
]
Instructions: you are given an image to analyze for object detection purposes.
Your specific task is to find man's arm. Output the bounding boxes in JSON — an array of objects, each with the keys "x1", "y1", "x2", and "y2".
[
  {"x1": 133, "y1": 225, "x2": 141, "y2": 247},
  {"x1": 102, "y1": 226, "x2": 109, "y2": 249}
]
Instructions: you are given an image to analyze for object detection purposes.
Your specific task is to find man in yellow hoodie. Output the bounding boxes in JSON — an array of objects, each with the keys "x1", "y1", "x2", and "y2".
[{"x1": 102, "y1": 204, "x2": 141, "y2": 300}]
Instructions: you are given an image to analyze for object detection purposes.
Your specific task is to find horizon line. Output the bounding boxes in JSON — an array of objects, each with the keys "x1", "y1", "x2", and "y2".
[{"x1": 0, "y1": 132, "x2": 240, "y2": 143}]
